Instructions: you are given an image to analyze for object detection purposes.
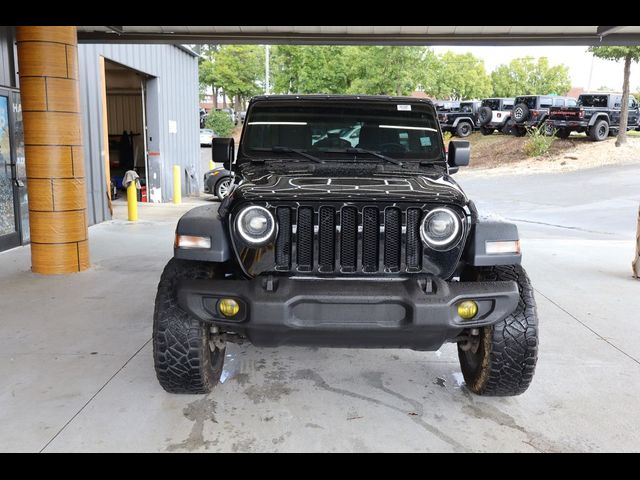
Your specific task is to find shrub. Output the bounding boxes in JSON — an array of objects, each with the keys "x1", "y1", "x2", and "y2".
[
  {"x1": 204, "y1": 110, "x2": 235, "y2": 137},
  {"x1": 523, "y1": 125, "x2": 555, "y2": 157}
]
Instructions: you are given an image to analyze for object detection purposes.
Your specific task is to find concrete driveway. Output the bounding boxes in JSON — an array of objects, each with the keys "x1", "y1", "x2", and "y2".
[{"x1": 1, "y1": 163, "x2": 639, "y2": 452}]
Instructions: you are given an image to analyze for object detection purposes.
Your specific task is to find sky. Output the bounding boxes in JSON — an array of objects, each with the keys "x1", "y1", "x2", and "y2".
[{"x1": 432, "y1": 46, "x2": 640, "y2": 92}]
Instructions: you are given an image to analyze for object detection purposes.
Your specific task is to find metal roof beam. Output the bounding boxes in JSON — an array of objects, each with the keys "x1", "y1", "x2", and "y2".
[{"x1": 596, "y1": 26, "x2": 625, "y2": 37}]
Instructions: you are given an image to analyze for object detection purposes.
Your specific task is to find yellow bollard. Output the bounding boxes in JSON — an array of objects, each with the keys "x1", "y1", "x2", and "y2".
[
  {"x1": 209, "y1": 159, "x2": 215, "y2": 171},
  {"x1": 127, "y1": 181, "x2": 138, "y2": 221},
  {"x1": 173, "y1": 165, "x2": 182, "y2": 204}
]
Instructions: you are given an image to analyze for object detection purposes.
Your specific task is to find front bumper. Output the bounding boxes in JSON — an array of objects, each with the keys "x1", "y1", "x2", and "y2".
[{"x1": 177, "y1": 276, "x2": 519, "y2": 351}]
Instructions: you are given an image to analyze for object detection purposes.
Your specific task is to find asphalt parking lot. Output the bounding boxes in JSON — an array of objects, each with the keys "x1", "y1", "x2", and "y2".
[{"x1": 1, "y1": 162, "x2": 639, "y2": 452}]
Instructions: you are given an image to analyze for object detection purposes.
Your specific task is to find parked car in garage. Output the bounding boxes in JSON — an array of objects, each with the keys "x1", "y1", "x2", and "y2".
[
  {"x1": 155, "y1": 94, "x2": 539, "y2": 398},
  {"x1": 476, "y1": 97, "x2": 514, "y2": 135},
  {"x1": 204, "y1": 166, "x2": 233, "y2": 200},
  {"x1": 200, "y1": 128, "x2": 216, "y2": 147}
]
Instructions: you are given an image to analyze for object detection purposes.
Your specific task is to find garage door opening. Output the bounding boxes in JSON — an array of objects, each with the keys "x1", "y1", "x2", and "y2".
[{"x1": 103, "y1": 59, "x2": 151, "y2": 205}]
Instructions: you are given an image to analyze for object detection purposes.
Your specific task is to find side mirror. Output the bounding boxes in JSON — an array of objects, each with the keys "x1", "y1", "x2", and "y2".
[
  {"x1": 212, "y1": 137, "x2": 235, "y2": 170},
  {"x1": 447, "y1": 140, "x2": 470, "y2": 174}
]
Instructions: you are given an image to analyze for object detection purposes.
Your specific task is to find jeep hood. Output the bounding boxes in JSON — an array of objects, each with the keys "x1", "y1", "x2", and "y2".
[{"x1": 231, "y1": 170, "x2": 468, "y2": 206}]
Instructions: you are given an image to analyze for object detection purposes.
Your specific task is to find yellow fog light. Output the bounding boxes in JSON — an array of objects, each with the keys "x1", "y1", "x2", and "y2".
[
  {"x1": 218, "y1": 298, "x2": 240, "y2": 317},
  {"x1": 457, "y1": 300, "x2": 478, "y2": 320}
]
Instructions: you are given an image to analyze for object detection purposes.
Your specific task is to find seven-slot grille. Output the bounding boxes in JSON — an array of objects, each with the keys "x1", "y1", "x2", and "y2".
[{"x1": 274, "y1": 204, "x2": 424, "y2": 274}]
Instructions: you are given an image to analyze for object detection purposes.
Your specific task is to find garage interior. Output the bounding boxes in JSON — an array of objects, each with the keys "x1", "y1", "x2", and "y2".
[
  {"x1": 1, "y1": 26, "x2": 640, "y2": 452},
  {"x1": 104, "y1": 60, "x2": 149, "y2": 203}
]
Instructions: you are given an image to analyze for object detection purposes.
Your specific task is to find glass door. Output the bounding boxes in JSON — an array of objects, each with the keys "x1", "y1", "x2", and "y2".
[{"x1": 0, "y1": 91, "x2": 19, "y2": 251}]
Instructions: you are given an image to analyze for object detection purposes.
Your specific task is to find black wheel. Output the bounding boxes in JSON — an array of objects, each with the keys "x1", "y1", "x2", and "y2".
[
  {"x1": 555, "y1": 128, "x2": 570, "y2": 139},
  {"x1": 478, "y1": 106, "x2": 493, "y2": 126},
  {"x1": 458, "y1": 265, "x2": 539, "y2": 396},
  {"x1": 153, "y1": 258, "x2": 225, "y2": 394},
  {"x1": 589, "y1": 119, "x2": 609, "y2": 141},
  {"x1": 512, "y1": 103, "x2": 530, "y2": 124},
  {"x1": 215, "y1": 177, "x2": 232, "y2": 201},
  {"x1": 480, "y1": 126, "x2": 495, "y2": 136},
  {"x1": 512, "y1": 126, "x2": 527, "y2": 137},
  {"x1": 456, "y1": 122, "x2": 473, "y2": 138}
]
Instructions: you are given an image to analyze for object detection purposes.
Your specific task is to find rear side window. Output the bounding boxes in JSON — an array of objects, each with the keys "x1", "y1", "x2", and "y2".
[
  {"x1": 578, "y1": 95, "x2": 608, "y2": 108},
  {"x1": 503, "y1": 101, "x2": 514, "y2": 110},
  {"x1": 566, "y1": 98, "x2": 577, "y2": 107},
  {"x1": 516, "y1": 97, "x2": 537, "y2": 109},
  {"x1": 482, "y1": 99, "x2": 500, "y2": 110},
  {"x1": 540, "y1": 97, "x2": 553, "y2": 108}
]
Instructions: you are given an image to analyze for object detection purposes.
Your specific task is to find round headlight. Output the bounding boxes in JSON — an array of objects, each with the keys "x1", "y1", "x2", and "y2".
[
  {"x1": 420, "y1": 207, "x2": 462, "y2": 250},
  {"x1": 236, "y1": 206, "x2": 276, "y2": 245}
]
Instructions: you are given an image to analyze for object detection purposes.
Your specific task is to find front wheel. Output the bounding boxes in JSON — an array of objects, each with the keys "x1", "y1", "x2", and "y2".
[
  {"x1": 457, "y1": 265, "x2": 539, "y2": 396},
  {"x1": 555, "y1": 128, "x2": 571, "y2": 139},
  {"x1": 153, "y1": 258, "x2": 225, "y2": 394},
  {"x1": 512, "y1": 126, "x2": 527, "y2": 137},
  {"x1": 480, "y1": 126, "x2": 495, "y2": 136}
]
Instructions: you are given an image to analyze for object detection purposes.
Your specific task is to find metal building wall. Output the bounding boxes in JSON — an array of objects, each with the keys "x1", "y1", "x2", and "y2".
[
  {"x1": 77, "y1": 44, "x2": 199, "y2": 225},
  {"x1": 0, "y1": 27, "x2": 18, "y2": 88}
]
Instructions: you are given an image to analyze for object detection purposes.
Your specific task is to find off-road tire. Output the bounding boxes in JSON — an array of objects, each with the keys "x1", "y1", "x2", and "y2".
[
  {"x1": 555, "y1": 128, "x2": 571, "y2": 139},
  {"x1": 589, "y1": 119, "x2": 609, "y2": 141},
  {"x1": 456, "y1": 121, "x2": 473, "y2": 138},
  {"x1": 480, "y1": 126, "x2": 495, "y2": 136},
  {"x1": 153, "y1": 258, "x2": 225, "y2": 394},
  {"x1": 457, "y1": 265, "x2": 538, "y2": 396},
  {"x1": 478, "y1": 106, "x2": 492, "y2": 126},
  {"x1": 513, "y1": 103, "x2": 530, "y2": 124},
  {"x1": 512, "y1": 126, "x2": 527, "y2": 137}
]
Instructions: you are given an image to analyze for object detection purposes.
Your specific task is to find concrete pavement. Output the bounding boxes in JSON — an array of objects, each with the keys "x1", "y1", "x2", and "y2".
[{"x1": 1, "y1": 163, "x2": 639, "y2": 452}]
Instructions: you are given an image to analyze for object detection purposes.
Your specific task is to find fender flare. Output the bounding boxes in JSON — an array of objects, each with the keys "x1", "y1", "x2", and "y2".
[
  {"x1": 589, "y1": 113, "x2": 610, "y2": 127},
  {"x1": 174, "y1": 204, "x2": 231, "y2": 262},
  {"x1": 452, "y1": 116, "x2": 475, "y2": 128},
  {"x1": 464, "y1": 220, "x2": 521, "y2": 266}
]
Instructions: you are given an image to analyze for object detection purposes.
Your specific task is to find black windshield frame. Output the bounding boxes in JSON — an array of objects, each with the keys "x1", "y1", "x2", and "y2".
[{"x1": 237, "y1": 99, "x2": 446, "y2": 166}]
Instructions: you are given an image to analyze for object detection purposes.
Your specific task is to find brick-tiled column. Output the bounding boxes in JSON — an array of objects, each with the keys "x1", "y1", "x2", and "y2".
[{"x1": 16, "y1": 26, "x2": 89, "y2": 274}]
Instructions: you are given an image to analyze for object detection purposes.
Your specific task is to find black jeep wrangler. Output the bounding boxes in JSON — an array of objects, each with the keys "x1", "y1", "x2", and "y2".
[
  {"x1": 509, "y1": 95, "x2": 577, "y2": 136},
  {"x1": 476, "y1": 97, "x2": 514, "y2": 135},
  {"x1": 153, "y1": 95, "x2": 539, "y2": 397},
  {"x1": 545, "y1": 92, "x2": 640, "y2": 141},
  {"x1": 437, "y1": 100, "x2": 481, "y2": 138}
]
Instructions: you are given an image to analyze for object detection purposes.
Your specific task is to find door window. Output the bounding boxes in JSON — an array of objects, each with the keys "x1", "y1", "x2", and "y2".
[{"x1": 0, "y1": 95, "x2": 17, "y2": 237}]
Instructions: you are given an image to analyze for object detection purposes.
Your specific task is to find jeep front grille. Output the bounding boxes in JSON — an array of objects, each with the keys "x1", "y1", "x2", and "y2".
[{"x1": 274, "y1": 204, "x2": 425, "y2": 274}]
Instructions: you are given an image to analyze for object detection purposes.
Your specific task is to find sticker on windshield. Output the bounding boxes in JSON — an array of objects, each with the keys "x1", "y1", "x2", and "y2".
[{"x1": 397, "y1": 104, "x2": 411, "y2": 111}]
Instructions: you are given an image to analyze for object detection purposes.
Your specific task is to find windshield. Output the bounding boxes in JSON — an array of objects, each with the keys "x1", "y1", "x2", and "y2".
[{"x1": 240, "y1": 100, "x2": 444, "y2": 163}]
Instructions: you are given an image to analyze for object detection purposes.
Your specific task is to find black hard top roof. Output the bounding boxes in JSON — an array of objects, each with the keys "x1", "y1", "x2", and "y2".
[{"x1": 249, "y1": 94, "x2": 435, "y2": 106}]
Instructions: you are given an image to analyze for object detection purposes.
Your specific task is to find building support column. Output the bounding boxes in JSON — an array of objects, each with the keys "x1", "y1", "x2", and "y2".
[{"x1": 16, "y1": 26, "x2": 89, "y2": 274}]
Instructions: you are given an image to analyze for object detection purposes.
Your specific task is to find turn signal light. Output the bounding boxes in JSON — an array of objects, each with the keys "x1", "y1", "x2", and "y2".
[
  {"x1": 175, "y1": 234, "x2": 211, "y2": 249},
  {"x1": 457, "y1": 300, "x2": 478, "y2": 320},
  {"x1": 218, "y1": 298, "x2": 240, "y2": 317}
]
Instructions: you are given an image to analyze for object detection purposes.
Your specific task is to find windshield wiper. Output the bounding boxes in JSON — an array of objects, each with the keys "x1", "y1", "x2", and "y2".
[
  {"x1": 345, "y1": 148, "x2": 404, "y2": 167},
  {"x1": 271, "y1": 146, "x2": 325, "y2": 164}
]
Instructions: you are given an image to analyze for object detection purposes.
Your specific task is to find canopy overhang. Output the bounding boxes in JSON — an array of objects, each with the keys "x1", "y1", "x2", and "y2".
[{"x1": 76, "y1": 26, "x2": 640, "y2": 46}]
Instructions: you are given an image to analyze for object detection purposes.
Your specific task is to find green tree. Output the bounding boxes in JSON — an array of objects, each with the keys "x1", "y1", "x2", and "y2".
[
  {"x1": 491, "y1": 57, "x2": 571, "y2": 97},
  {"x1": 198, "y1": 45, "x2": 220, "y2": 107},
  {"x1": 205, "y1": 110, "x2": 234, "y2": 137},
  {"x1": 271, "y1": 45, "x2": 350, "y2": 94},
  {"x1": 214, "y1": 45, "x2": 265, "y2": 111},
  {"x1": 345, "y1": 46, "x2": 428, "y2": 96},
  {"x1": 424, "y1": 51, "x2": 492, "y2": 100},
  {"x1": 588, "y1": 46, "x2": 640, "y2": 146}
]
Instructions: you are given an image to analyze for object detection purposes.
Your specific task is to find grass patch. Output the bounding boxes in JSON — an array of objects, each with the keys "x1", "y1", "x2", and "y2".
[{"x1": 523, "y1": 125, "x2": 555, "y2": 157}]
